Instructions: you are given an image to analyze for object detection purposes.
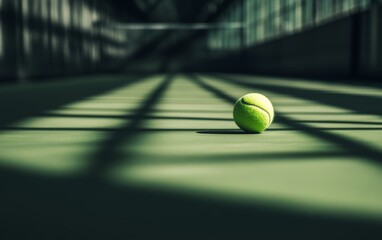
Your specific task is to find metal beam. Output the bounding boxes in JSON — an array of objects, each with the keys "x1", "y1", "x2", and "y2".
[{"x1": 95, "y1": 22, "x2": 245, "y2": 30}]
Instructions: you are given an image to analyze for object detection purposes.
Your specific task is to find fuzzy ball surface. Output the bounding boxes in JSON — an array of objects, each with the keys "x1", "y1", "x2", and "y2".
[{"x1": 233, "y1": 93, "x2": 274, "y2": 133}]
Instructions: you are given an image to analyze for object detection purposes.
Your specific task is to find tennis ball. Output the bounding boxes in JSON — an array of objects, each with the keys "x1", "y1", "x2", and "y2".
[{"x1": 233, "y1": 93, "x2": 274, "y2": 133}]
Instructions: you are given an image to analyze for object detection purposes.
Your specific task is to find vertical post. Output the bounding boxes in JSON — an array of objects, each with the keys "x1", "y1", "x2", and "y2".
[
  {"x1": 240, "y1": 0, "x2": 246, "y2": 72},
  {"x1": 47, "y1": 0, "x2": 53, "y2": 77},
  {"x1": 369, "y1": 0, "x2": 379, "y2": 73},
  {"x1": 15, "y1": 0, "x2": 26, "y2": 82},
  {"x1": 312, "y1": 0, "x2": 317, "y2": 26},
  {"x1": 240, "y1": 0, "x2": 245, "y2": 50},
  {"x1": 350, "y1": 8, "x2": 361, "y2": 79},
  {"x1": 0, "y1": 0, "x2": 18, "y2": 80},
  {"x1": 7, "y1": 0, "x2": 22, "y2": 81}
]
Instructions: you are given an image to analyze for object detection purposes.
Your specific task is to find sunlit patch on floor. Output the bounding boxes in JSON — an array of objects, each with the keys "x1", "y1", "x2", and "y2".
[{"x1": 111, "y1": 157, "x2": 382, "y2": 221}]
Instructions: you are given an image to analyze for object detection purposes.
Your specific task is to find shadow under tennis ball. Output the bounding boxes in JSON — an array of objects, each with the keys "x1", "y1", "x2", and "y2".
[{"x1": 196, "y1": 130, "x2": 258, "y2": 134}]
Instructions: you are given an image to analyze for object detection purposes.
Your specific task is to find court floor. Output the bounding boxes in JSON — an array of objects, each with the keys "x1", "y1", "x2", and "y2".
[{"x1": 0, "y1": 74, "x2": 381, "y2": 239}]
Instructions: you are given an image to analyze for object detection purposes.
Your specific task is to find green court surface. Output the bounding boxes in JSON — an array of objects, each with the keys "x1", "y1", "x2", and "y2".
[{"x1": 0, "y1": 74, "x2": 381, "y2": 239}]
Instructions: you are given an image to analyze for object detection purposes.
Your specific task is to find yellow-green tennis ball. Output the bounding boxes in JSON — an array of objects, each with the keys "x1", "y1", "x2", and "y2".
[{"x1": 233, "y1": 93, "x2": 274, "y2": 133}]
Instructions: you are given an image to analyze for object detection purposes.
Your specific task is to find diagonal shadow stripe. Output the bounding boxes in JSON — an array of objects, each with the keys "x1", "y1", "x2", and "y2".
[
  {"x1": 187, "y1": 75, "x2": 382, "y2": 164},
  {"x1": 3, "y1": 127, "x2": 382, "y2": 132},
  {"x1": 1, "y1": 75, "x2": 382, "y2": 240},
  {"x1": 126, "y1": 151, "x2": 350, "y2": 166},
  {"x1": 296, "y1": 120, "x2": 382, "y2": 125},
  {"x1": 0, "y1": 75, "x2": 150, "y2": 128},
  {"x1": 213, "y1": 74, "x2": 382, "y2": 116},
  {"x1": 39, "y1": 113, "x2": 232, "y2": 122},
  {"x1": 86, "y1": 75, "x2": 174, "y2": 177},
  {"x1": 61, "y1": 107, "x2": 232, "y2": 114}
]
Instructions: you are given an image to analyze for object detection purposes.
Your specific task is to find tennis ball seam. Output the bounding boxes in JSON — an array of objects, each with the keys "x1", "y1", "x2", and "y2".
[{"x1": 240, "y1": 99, "x2": 272, "y2": 125}]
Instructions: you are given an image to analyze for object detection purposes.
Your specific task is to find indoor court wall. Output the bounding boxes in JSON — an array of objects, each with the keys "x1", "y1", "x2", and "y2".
[
  {"x1": 172, "y1": 1, "x2": 382, "y2": 80},
  {"x1": 0, "y1": 0, "x2": 144, "y2": 82}
]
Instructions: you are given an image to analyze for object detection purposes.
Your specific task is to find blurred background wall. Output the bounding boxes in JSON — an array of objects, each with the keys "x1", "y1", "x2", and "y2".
[
  {"x1": 170, "y1": 0, "x2": 382, "y2": 79},
  {"x1": 0, "y1": 0, "x2": 381, "y2": 81},
  {"x1": 0, "y1": 0, "x2": 157, "y2": 81}
]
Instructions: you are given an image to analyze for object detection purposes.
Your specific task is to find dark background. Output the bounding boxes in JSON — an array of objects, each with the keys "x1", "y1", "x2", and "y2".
[{"x1": 0, "y1": 0, "x2": 381, "y2": 81}]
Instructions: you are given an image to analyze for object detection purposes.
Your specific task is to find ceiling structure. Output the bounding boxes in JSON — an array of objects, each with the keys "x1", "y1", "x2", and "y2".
[
  {"x1": 133, "y1": 0, "x2": 228, "y2": 23},
  {"x1": 107, "y1": 0, "x2": 236, "y2": 61}
]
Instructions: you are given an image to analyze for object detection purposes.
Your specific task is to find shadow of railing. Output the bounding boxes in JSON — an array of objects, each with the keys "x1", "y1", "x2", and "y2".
[
  {"x1": 40, "y1": 113, "x2": 232, "y2": 122},
  {"x1": 86, "y1": 74, "x2": 174, "y2": 177},
  {"x1": 213, "y1": 74, "x2": 382, "y2": 116},
  {"x1": 188, "y1": 75, "x2": 382, "y2": 164},
  {"x1": 0, "y1": 75, "x2": 147, "y2": 128},
  {"x1": 1, "y1": 74, "x2": 382, "y2": 240}
]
